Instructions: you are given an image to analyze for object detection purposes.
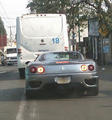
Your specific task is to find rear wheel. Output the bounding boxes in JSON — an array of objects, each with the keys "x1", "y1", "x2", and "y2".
[
  {"x1": 1, "y1": 62, "x2": 5, "y2": 66},
  {"x1": 1, "y1": 60, "x2": 6, "y2": 66},
  {"x1": 18, "y1": 68, "x2": 25, "y2": 79}
]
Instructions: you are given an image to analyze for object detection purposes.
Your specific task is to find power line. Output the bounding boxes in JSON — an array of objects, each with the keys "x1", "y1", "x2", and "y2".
[
  {"x1": 0, "y1": 0, "x2": 16, "y2": 38},
  {"x1": 0, "y1": 0, "x2": 13, "y2": 32},
  {"x1": 0, "y1": 9, "x2": 8, "y2": 25},
  {"x1": 0, "y1": 17, "x2": 15, "y2": 20},
  {"x1": 0, "y1": 0, "x2": 9, "y2": 19}
]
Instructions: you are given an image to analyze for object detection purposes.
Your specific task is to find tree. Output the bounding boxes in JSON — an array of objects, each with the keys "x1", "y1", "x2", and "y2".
[
  {"x1": 27, "y1": 0, "x2": 112, "y2": 34},
  {"x1": 83, "y1": 0, "x2": 112, "y2": 34},
  {"x1": 0, "y1": 17, "x2": 6, "y2": 35},
  {"x1": 27, "y1": 0, "x2": 69, "y2": 13},
  {"x1": 27, "y1": 0, "x2": 89, "y2": 31}
]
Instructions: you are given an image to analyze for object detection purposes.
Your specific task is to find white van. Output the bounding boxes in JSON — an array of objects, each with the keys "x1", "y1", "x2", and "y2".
[
  {"x1": 16, "y1": 14, "x2": 69, "y2": 78},
  {"x1": 4, "y1": 46, "x2": 17, "y2": 65}
]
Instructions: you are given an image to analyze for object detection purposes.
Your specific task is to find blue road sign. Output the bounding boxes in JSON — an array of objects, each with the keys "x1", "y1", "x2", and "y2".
[{"x1": 103, "y1": 45, "x2": 110, "y2": 53}]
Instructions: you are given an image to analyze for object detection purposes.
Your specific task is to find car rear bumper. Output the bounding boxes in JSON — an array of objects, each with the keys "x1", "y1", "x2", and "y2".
[{"x1": 25, "y1": 73, "x2": 99, "y2": 90}]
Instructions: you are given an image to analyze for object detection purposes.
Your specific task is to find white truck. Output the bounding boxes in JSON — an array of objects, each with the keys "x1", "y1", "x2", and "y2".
[
  {"x1": 3, "y1": 46, "x2": 17, "y2": 65},
  {"x1": 16, "y1": 14, "x2": 69, "y2": 79}
]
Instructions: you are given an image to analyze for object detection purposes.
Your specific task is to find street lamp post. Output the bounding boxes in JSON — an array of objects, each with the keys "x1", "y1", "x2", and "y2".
[{"x1": 78, "y1": 23, "x2": 80, "y2": 49}]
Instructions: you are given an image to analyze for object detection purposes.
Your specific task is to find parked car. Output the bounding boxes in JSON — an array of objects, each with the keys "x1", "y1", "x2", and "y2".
[
  {"x1": 25, "y1": 51, "x2": 99, "y2": 98},
  {"x1": 3, "y1": 46, "x2": 17, "y2": 65}
]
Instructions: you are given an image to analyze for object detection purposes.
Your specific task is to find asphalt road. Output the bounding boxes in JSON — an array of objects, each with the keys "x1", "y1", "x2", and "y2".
[{"x1": 0, "y1": 65, "x2": 112, "y2": 120}]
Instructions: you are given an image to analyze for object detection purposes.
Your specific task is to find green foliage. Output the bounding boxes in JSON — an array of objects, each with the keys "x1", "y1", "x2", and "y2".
[
  {"x1": 27, "y1": 0, "x2": 69, "y2": 13},
  {"x1": 27, "y1": 0, "x2": 90, "y2": 31},
  {"x1": 0, "y1": 17, "x2": 6, "y2": 35},
  {"x1": 84, "y1": 0, "x2": 112, "y2": 33},
  {"x1": 27, "y1": 0, "x2": 112, "y2": 33}
]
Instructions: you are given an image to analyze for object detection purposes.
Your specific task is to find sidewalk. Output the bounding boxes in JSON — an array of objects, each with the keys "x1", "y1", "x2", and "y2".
[
  {"x1": 98, "y1": 65, "x2": 112, "y2": 72},
  {"x1": 98, "y1": 65, "x2": 112, "y2": 82}
]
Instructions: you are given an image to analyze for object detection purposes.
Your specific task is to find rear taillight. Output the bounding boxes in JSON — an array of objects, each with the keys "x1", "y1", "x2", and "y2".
[
  {"x1": 37, "y1": 66, "x2": 45, "y2": 74},
  {"x1": 30, "y1": 66, "x2": 37, "y2": 73},
  {"x1": 81, "y1": 65, "x2": 87, "y2": 71},
  {"x1": 56, "y1": 61, "x2": 70, "y2": 64},
  {"x1": 64, "y1": 46, "x2": 68, "y2": 51},
  {"x1": 88, "y1": 65, "x2": 94, "y2": 71}
]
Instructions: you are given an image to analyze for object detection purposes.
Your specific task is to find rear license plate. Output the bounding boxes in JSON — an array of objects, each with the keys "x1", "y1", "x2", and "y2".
[{"x1": 55, "y1": 76, "x2": 71, "y2": 84}]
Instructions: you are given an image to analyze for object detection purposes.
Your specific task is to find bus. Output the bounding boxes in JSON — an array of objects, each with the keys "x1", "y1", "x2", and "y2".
[{"x1": 16, "y1": 14, "x2": 69, "y2": 79}]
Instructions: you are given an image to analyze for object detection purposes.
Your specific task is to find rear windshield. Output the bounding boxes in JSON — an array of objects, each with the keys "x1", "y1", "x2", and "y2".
[
  {"x1": 21, "y1": 17, "x2": 62, "y2": 37},
  {"x1": 7, "y1": 48, "x2": 17, "y2": 54},
  {"x1": 39, "y1": 52, "x2": 82, "y2": 61}
]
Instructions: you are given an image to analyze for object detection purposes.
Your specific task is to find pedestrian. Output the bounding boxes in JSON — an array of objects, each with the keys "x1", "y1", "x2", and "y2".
[{"x1": 1, "y1": 53, "x2": 5, "y2": 65}]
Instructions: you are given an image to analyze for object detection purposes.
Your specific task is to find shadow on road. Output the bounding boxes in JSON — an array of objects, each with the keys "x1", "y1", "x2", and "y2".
[
  {"x1": 25, "y1": 88, "x2": 95, "y2": 101},
  {"x1": 0, "y1": 88, "x2": 24, "y2": 102},
  {"x1": 0, "y1": 87, "x2": 101, "y2": 102},
  {"x1": 100, "y1": 89, "x2": 112, "y2": 97},
  {"x1": 0, "y1": 71, "x2": 20, "y2": 81},
  {"x1": 0, "y1": 88, "x2": 84, "y2": 102}
]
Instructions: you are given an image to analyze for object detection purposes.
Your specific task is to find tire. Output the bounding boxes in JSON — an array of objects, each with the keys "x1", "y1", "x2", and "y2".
[
  {"x1": 18, "y1": 68, "x2": 25, "y2": 79},
  {"x1": 1, "y1": 61, "x2": 6, "y2": 66},
  {"x1": 87, "y1": 86, "x2": 99, "y2": 96}
]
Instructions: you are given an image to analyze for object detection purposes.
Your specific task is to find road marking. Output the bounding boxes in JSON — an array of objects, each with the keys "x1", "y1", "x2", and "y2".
[
  {"x1": 30, "y1": 101, "x2": 40, "y2": 120},
  {"x1": 16, "y1": 96, "x2": 40, "y2": 120},
  {"x1": 37, "y1": 109, "x2": 40, "y2": 120},
  {"x1": 16, "y1": 96, "x2": 26, "y2": 120},
  {"x1": 0, "y1": 71, "x2": 7, "y2": 74},
  {"x1": 30, "y1": 107, "x2": 36, "y2": 120}
]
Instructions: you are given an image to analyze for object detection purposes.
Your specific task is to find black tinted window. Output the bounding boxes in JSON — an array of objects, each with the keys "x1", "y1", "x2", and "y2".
[
  {"x1": 39, "y1": 52, "x2": 82, "y2": 61},
  {"x1": 7, "y1": 48, "x2": 17, "y2": 54}
]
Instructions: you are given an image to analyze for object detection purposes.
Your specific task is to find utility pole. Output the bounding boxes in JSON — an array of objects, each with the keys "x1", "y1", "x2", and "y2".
[
  {"x1": 78, "y1": 14, "x2": 80, "y2": 50},
  {"x1": 8, "y1": 26, "x2": 16, "y2": 46},
  {"x1": 9, "y1": 26, "x2": 12, "y2": 46}
]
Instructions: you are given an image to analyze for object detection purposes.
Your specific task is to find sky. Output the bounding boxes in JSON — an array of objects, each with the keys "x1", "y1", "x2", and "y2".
[{"x1": 0, "y1": 0, "x2": 29, "y2": 39}]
